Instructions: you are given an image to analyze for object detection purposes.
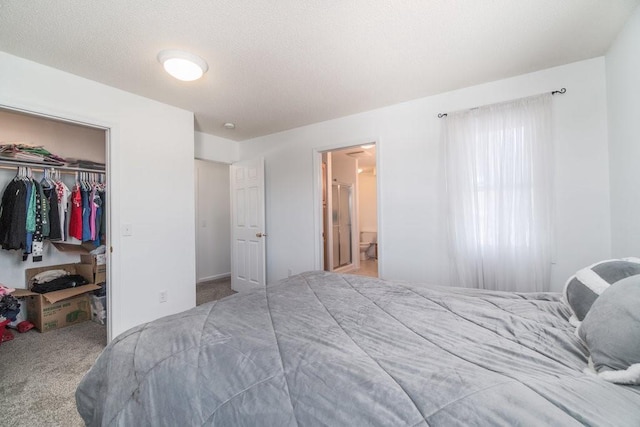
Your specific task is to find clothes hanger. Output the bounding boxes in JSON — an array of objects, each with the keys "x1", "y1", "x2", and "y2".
[
  {"x1": 18, "y1": 166, "x2": 28, "y2": 181},
  {"x1": 41, "y1": 168, "x2": 54, "y2": 188}
]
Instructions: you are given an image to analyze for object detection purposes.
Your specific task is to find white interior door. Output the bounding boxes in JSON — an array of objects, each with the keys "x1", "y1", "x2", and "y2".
[{"x1": 230, "y1": 158, "x2": 266, "y2": 292}]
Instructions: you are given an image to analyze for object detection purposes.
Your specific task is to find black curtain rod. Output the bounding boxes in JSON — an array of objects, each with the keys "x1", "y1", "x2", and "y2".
[{"x1": 437, "y1": 88, "x2": 566, "y2": 118}]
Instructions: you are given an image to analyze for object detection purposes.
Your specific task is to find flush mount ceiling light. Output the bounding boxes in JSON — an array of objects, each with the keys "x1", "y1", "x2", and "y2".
[
  {"x1": 223, "y1": 122, "x2": 236, "y2": 130},
  {"x1": 157, "y1": 50, "x2": 208, "y2": 81}
]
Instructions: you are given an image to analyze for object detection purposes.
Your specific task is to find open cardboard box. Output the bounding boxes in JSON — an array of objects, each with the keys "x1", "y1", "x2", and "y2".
[
  {"x1": 51, "y1": 242, "x2": 107, "y2": 283},
  {"x1": 12, "y1": 263, "x2": 101, "y2": 332}
]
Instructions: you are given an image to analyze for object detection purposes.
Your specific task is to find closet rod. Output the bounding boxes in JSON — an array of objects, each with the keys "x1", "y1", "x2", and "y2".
[
  {"x1": 0, "y1": 159, "x2": 105, "y2": 174},
  {"x1": 437, "y1": 87, "x2": 567, "y2": 118}
]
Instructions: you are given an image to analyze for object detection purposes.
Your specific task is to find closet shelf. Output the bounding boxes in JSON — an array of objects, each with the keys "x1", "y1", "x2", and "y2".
[{"x1": 0, "y1": 158, "x2": 105, "y2": 174}]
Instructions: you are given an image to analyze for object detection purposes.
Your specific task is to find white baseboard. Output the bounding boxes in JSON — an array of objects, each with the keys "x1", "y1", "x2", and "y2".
[{"x1": 197, "y1": 272, "x2": 231, "y2": 283}]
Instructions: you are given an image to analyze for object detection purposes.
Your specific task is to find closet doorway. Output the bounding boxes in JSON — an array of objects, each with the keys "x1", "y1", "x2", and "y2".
[{"x1": 0, "y1": 106, "x2": 110, "y2": 342}]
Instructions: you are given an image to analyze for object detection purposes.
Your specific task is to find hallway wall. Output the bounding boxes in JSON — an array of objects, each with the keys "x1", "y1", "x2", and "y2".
[{"x1": 195, "y1": 159, "x2": 231, "y2": 281}]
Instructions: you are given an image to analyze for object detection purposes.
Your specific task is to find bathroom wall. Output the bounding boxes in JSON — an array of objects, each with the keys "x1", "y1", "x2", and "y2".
[
  {"x1": 331, "y1": 152, "x2": 357, "y2": 184},
  {"x1": 358, "y1": 171, "x2": 377, "y2": 234}
]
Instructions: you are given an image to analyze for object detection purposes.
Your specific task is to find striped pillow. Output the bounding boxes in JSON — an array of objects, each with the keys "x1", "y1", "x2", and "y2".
[{"x1": 563, "y1": 258, "x2": 640, "y2": 326}]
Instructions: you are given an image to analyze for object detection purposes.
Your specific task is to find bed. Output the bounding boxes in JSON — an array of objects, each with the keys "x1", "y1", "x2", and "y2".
[{"x1": 76, "y1": 270, "x2": 640, "y2": 426}]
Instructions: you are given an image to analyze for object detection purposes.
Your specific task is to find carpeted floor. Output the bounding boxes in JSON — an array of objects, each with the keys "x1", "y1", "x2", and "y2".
[
  {"x1": 0, "y1": 321, "x2": 106, "y2": 427},
  {"x1": 0, "y1": 278, "x2": 233, "y2": 426},
  {"x1": 196, "y1": 276, "x2": 234, "y2": 305}
]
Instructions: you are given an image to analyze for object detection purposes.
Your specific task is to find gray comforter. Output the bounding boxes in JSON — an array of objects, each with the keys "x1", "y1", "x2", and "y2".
[{"x1": 76, "y1": 271, "x2": 640, "y2": 426}]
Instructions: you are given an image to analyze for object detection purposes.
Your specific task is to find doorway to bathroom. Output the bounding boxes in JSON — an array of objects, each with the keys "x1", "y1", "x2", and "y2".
[{"x1": 320, "y1": 144, "x2": 378, "y2": 278}]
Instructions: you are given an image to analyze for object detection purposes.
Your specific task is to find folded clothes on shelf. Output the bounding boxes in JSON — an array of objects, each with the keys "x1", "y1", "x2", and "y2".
[
  {"x1": 0, "y1": 143, "x2": 66, "y2": 165},
  {"x1": 65, "y1": 158, "x2": 105, "y2": 170}
]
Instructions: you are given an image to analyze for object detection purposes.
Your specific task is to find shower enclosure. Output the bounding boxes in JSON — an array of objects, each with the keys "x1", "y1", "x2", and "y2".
[{"x1": 332, "y1": 183, "x2": 353, "y2": 269}]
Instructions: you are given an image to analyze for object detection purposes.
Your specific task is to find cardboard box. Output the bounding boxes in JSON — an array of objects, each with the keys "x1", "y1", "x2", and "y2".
[
  {"x1": 94, "y1": 271, "x2": 106, "y2": 284},
  {"x1": 51, "y1": 242, "x2": 98, "y2": 254},
  {"x1": 81, "y1": 253, "x2": 106, "y2": 270},
  {"x1": 80, "y1": 254, "x2": 107, "y2": 268},
  {"x1": 12, "y1": 263, "x2": 100, "y2": 332},
  {"x1": 26, "y1": 293, "x2": 92, "y2": 332},
  {"x1": 52, "y1": 242, "x2": 107, "y2": 281}
]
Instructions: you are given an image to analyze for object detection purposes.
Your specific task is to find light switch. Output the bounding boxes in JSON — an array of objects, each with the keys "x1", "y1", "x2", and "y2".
[{"x1": 122, "y1": 223, "x2": 133, "y2": 236}]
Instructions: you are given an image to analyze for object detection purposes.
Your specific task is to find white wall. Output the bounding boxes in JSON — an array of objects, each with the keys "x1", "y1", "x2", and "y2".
[
  {"x1": 195, "y1": 131, "x2": 238, "y2": 164},
  {"x1": 0, "y1": 51, "x2": 196, "y2": 339},
  {"x1": 607, "y1": 5, "x2": 640, "y2": 258},
  {"x1": 240, "y1": 57, "x2": 611, "y2": 292},
  {"x1": 195, "y1": 159, "x2": 231, "y2": 281}
]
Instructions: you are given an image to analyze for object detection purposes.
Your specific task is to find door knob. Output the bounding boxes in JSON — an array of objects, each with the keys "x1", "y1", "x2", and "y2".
[{"x1": 256, "y1": 232, "x2": 268, "y2": 238}]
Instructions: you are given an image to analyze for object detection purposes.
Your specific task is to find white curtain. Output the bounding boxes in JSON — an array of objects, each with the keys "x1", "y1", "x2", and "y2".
[{"x1": 443, "y1": 94, "x2": 553, "y2": 292}]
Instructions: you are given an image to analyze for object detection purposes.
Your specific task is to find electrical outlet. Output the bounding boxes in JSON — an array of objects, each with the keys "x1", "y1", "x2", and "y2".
[{"x1": 159, "y1": 290, "x2": 167, "y2": 303}]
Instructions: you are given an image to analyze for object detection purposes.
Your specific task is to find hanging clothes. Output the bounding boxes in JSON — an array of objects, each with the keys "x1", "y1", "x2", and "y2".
[
  {"x1": 40, "y1": 178, "x2": 50, "y2": 238},
  {"x1": 94, "y1": 189, "x2": 104, "y2": 246},
  {"x1": 89, "y1": 185, "x2": 97, "y2": 241},
  {"x1": 31, "y1": 180, "x2": 44, "y2": 262},
  {"x1": 99, "y1": 190, "x2": 106, "y2": 238},
  {"x1": 24, "y1": 179, "x2": 35, "y2": 257},
  {"x1": 69, "y1": 184, "x2": 83, "y2": 240},
  {"x1": 43, "y1": 184, "x2": 62, "y2": 241},
  {"x1": 1, "y1": 167, "x2": 107, "y2": 260},
  {"x1": 81, "y1": 185, "x2": 91, "y2": 242},
  {"x1": 0, "y1": 176, "x2": 28, "y2": 250},
  {"x1": 0, "y1": 169, "x2": 46, "y2": 260},
  {"x1": 54, "y1": 178, "x2": 70, "y2": 241},
  {"x1": 83, "y1": 174, "x2": 107, "y2": 246}
]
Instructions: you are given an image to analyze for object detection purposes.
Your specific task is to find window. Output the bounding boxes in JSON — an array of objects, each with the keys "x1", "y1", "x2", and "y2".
[{"x1": 442, "y1": 94, "x2": 553, "y2": 292}]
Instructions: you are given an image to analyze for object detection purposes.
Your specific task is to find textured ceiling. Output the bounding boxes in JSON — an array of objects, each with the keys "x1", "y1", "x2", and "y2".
[{"x1": 0, "y1": 1, "x2": 638, "y2": 141}]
